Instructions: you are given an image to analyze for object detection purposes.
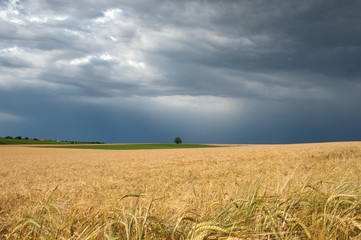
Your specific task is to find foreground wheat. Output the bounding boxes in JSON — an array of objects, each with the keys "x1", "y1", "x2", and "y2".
[{"x1": 1, "y1": 142, "x2": 361, "y2": 239}]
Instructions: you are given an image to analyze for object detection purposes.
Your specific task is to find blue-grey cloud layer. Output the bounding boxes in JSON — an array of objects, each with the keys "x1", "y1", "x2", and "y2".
[{"x1": 1, "y1": 0, "x2": 361, "y2": 143}]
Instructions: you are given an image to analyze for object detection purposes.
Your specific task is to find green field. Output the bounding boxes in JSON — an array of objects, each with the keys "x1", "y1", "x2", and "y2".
[{"x1": 40, "y1": 144, "x2": 222, "y2": 150}]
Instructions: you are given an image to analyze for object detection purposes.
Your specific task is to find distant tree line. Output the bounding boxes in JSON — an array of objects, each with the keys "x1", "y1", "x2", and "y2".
[
  {"x1": 0, "y1": 135, "x2": 104, "y2": 144},
  {"x1": 2, "y1": 136, "x2": 29, "y2": 140}
]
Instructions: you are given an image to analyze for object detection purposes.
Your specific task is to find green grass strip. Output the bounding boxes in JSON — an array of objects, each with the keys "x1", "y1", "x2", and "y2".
[{"x1": 38, "y1": 144, "x2": 223, "y2": 150}]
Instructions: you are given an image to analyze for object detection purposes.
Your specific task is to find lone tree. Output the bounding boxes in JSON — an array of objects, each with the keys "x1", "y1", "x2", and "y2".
[{"x1": 174, "y1": 137, "x2": 182, "y2": 144}]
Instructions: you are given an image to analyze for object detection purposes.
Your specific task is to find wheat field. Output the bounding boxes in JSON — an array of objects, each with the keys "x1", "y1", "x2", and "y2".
[{"x1": 1, "y1": 142, "x2": 361, "y2": 239}]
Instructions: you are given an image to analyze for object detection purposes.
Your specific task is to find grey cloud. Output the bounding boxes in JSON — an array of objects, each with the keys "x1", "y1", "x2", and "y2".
[
  {"x1": 138, "y1": 1, "x2": 361, "y2": 79},
  {"x1": 1, "y1": 0, "x2": 361, "y2": 143},
  {"x1": 0, "y1": 55, "x2": 32, "y2": 68}
]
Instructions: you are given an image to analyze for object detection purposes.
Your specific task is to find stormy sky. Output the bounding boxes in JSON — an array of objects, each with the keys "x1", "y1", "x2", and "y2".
[{"x1": 1, "y1": 0, "x2": 361, "y2": 144}]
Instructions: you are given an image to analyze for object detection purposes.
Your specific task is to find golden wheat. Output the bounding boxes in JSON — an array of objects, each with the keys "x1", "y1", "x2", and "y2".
[{"x1": 1, "y1": 142, "x2": 361, "y2": 239}]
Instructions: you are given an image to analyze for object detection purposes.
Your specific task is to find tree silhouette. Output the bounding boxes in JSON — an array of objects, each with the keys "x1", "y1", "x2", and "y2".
[{"x1": 174, "y1": 137, "x2": 182, "y2": 144}]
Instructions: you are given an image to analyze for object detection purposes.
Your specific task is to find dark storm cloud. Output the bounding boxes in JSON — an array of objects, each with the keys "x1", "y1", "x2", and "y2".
[
  {"x1": 1, "y1": 0, "x2": 361, "y2": 143},
  {"x1": 144, "y1": 1, "x2": 361, "y2": 84}
]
